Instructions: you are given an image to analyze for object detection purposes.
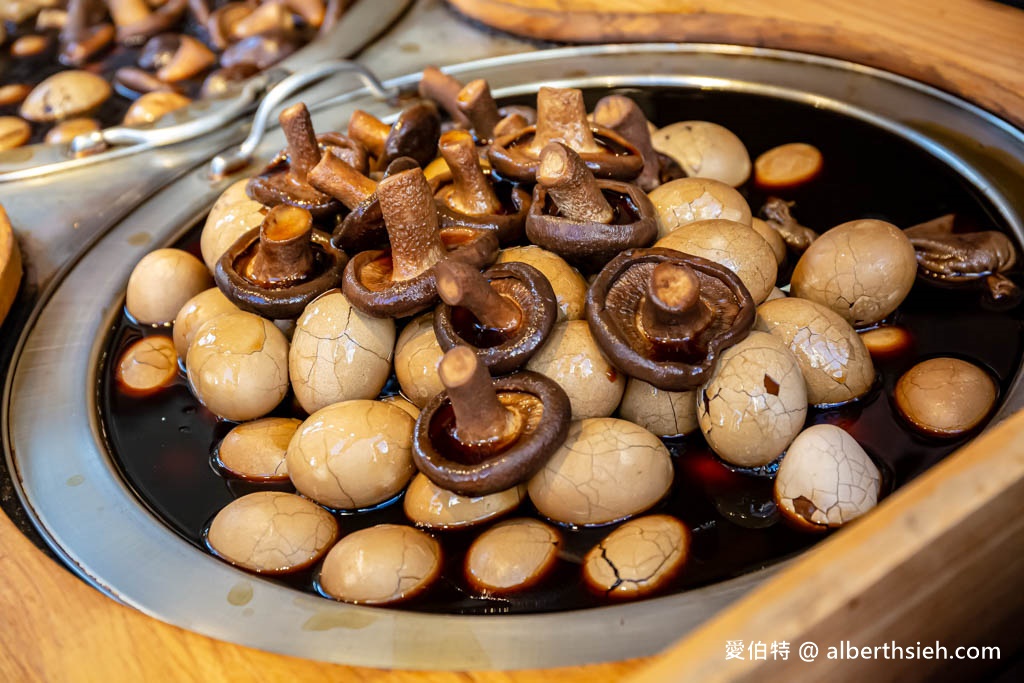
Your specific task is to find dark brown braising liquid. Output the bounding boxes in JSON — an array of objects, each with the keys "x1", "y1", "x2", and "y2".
[{"x1": 99, "y1": 87, "x2": 1024, "y2": 614}]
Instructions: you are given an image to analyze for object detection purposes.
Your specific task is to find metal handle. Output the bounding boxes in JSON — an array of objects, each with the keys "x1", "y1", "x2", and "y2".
[{"x1": 209, "y1": 59, "x2": 399, "y2": 178}]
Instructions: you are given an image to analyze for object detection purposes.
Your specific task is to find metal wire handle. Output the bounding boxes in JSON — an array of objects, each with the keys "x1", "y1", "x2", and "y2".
[{"x1": 209, "y1": 60, "x2": 399, "y2": 178}]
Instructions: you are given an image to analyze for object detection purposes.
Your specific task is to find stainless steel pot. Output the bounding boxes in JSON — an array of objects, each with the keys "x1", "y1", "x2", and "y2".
[{"x1": 4, "y1": 44, "x2": 1024, "y2": 670}]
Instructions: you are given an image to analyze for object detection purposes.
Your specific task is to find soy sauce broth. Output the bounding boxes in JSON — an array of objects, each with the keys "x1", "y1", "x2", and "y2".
[{"x1": 98, "y1": 86, "x2": 1024, "y2": 615}]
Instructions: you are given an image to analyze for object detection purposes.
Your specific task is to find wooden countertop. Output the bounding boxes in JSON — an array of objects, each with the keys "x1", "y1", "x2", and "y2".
[{"x1": 2, "y1": 1, "x2": 1023, "y2": 681}]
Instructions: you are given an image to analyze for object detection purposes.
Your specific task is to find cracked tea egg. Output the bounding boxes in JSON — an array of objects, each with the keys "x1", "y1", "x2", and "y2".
[
  {"x1": 465, "y1": 518, "x2": 561, "y2": 594},
  {"x1": 647, "y1": 177, "x2": 752, "y2": 239},
  {"x1": 319, "y1": 524, "x2": 442, "y2": 605},
  {"x1": 774, "y1": 424, "x2": 881, "y2": 531},
  {"x1": 894, "y1": 357, "x2": 997, "y2": 437},
  {"x1": 126, "y1": 248, "x2": 213, "y2": 326},
  {"x1": 172, "y1": 287, "x2": 239, "y2": 361},
  {"x1": 286, "y1": 400, "x2": 416, "y2": 510},
  {"x1": 583, "y1": 514, "x2": 690, "y2": 598},
  {"x1": 200, "y1": 179, "x2": 267, "y2": 272},
  {"x1": 403, "y1": 474, "x2": 525, "y2": 530},
  {"x1": 289, "y1": 289, "x2": 396, "y2": 414},
  {"x1": 697, "y1": 331, "x2": 808, "y2": 468},
  {"x1": 528, "y1": 417, "x2": 673, "y2": 526},
  {"x1": 206, "y1": 491, "x2": 338, "y2": 573},
  {"x1": 215, "y1": 417, "x2": 300, "y2": 481},
  {"x1": 394, "y1": 311, "x2": 446, "y2": 408},
  {"x1": 618, "y1": 378, "x2": 699, "y2": 438},
  {"x1": 116, "y1": 335, "x2": 178, "y2": 396},
  {"x1": 186, "y1": 311, "x2": 290, "y2": 422}
]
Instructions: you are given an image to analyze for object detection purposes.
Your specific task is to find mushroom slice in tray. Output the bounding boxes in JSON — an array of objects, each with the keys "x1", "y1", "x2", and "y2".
[
  {"x1": 413, "y1": 346, "x2": 571, "y2": 497},
  {"x1": 586, "y1": 247, "x2": 755, "y2": 391}
]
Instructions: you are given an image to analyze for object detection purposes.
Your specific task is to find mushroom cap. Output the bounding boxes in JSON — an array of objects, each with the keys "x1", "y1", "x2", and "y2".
[
  {"x1": 318, "y1": 524, "x2": 441, "y2": 605},
  {"x1": 526, "y1": 179, "x2": 658, "y2": 272},
  {"x1": 464, "y1": 518, "x2": 561, "y2": 594},
  {"x1": 488, "y1": 123, "x2": 644, "y2": 183},
  {"x1": 20, "y1": 70, "x2": 111, "y2": 122},
  {"x1": 754, "y1": 297, "x2": 875, "y2": 406},
  {"x1": 774, "y1": 424, "x2": 881, "y2": 530},
  {"x1": 342, "y1": 227, "x2": 500, "y2": 319},
  {"x1": 246, "y1": 134, "x2": 352, "y2": 216},
  {"x1": 403, "y1": 474, "x2": 526, "y2": 530},
  {"x1": 525, "y1": 319, "x2": 626, "y2": 420},
  {"x1": 214, "y1": 225, "x2": 348, "y2": 321},
  {"x1": 435, "y1": 172, "x2": 532, "y2": 246},
  {"x1": 413, "y1": 370, "x2": 571, "y2": 497},
  {"x1": 496, "y1": 246, "x2": 587, "y2": 322},
  {"x1": 201, "y1": 179, "x2": 268, "y2": 272},
  {"x1": 433, "y1": 261, "x2": 557, "y2": 375},
  {"x1": 582, "y1": 515, "x2": 690, "y2": 598},
  {"x1": 289, "y1": 289, "x2": 395, "y2": 414},
  {"x1": 655, "y1": 219, "x2": 778, "y2": 304},
  {"x1": 126, "y1": 248, "x2": 213, "y2": 326},
  {"x1": 586, "y1": 248, "x2": 756, "y2": 391},
  {"x1": 214, "y1": 417, "x2": 300, "y2": 481},
  {"x1": 651, "y1": 121, "x2": 751, "y2": 187},
  {"x1": 186, "y1": 311, "x2": 290, "y2": 422},
  {"x1": 696, "y1": 331, "x2": 808, "y2": 468},
  {"x1": 206, "y1": 491, "x2": 338, "y2": 574},
  {"x1": 893, "y1": 357, "x2": 997, "y2": 436},
  {"x1": 791, "y1": 219, "x2": 917, "y2": 326},
  {"x1": 648, "y1": 177, "x2": 752, "y2": 239},
  {"x1": 286, "y1": 400, "x2": 416, "y2": 510},
  {"x1": 379, "y1": 101, "x2": 442, "y2": 170},
  {"x1": 528, "y1": 417, "x2": 673, "y2": 526}
]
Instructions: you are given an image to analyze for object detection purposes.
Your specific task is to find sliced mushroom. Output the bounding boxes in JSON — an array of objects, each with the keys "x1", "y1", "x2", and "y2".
[
  {"x1": 488, "y1": 86, "x2": 643, "y2": 183},
  {"x1": 215, "y1": 204, "x2": 347, "y2": 320},
  {"x1": 433, "y1": 260, "x2": 556, "y2": 374},
  {"x1": 413, "y1": 346, "x2": 571, "y2": 497},
  {"x1": 760, "y1": 197, "x2": 818, "y2": 252},
  {"x1": 587, "y1": 247, "x2": 755, "y2": 391},
  {"x1": 905, "y1": 213, "x2": 1019, "y2": 305},
  {"x1": 246, "y1": 102, "x2": 341, "y2": 216},
  {"x1": 341, "y1": 167, "x2": 499, "y2": 318},
  {"x1": 434, "y1": 129, "x2": 531, "y2": 245},
  {"x1": 526, "y1": 142, "x2": 657, "y2": 272}
]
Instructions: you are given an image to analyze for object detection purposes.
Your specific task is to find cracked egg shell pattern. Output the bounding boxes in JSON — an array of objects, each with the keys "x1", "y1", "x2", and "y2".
[
  {"x1": 698, "y1": 331, "x2": 808, "y2": 468},
  {"x1": 791, "y1": 218, "x2": 917, "y2": 326},
  {"x1": 285, "y1": 400, "x2": 416, "y2": 510},
  {"x1": 894, "y1": 357, "x2": 997, "y2": 436},
  {"x1": 172, "y1": 287, "x2": 239, "y2": 361},
  {"x1": 216, "y1": 417, "x2": 301, "y2": 481},
  {"x1": 318, "y1": 524, "x2": 442, "y2": 605},
  {"x1": 618, "y1": 378, "x2": 699, "y2": 438},
  {"x1": 647, "y1": 177, "x2": 752, "y2": 239},
  {"x1": 755, "y1": 297, "x2": 875, "y2": 407},
  {"x1": 654, "y1": 218, "x2": 778, "y2": 304},
  {"x1": 495, "y1": 245, "x2": 588, "y2": 322},
  {"x1": 525, "y1": 320, "x2": 626, "y2": 420},
  {"x1": 465, "y1": 518, "x2": 562, "y2": 594},
  {"x1": 651, "y1": 121, "x2": 752, "y2": 187},
  {"x1": 126, "y1": 248, "x2": 213, "y2": 326},
  {"x1": 403, "y1": 474, "x2": 526, "y2": 530},
  {"x1": 394, "y1": 311, "x2": 446, "y2": 409},
  {"x1": 774, "y1": 424, "x2": 881, "y2": 530},
  {"x1": 289, "y1": 290, "x2": 396, "y2": 414},
  {"x1": 528, "y1": 418, "x2": 673, "y2": 526},
  {"x1": 116, "y1": 336, "x2": 177, "y2": 395},
  {"x1": 200, "y1": 179, "x2": 268, "y2": 273},
  {"x1": 206, "y1": 491, "x2": 339, "y2": 574},
  {"x1": 185, "y1": 311, "x2": 290, "y2": 422},
  {"x1": 583, "y1": 514, "x2": 690, "y2": 598}
]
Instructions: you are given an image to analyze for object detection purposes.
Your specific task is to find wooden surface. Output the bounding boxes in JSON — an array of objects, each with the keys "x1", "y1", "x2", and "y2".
[
  {"x1": 0, "y1": 205, "x2": 22, "y2": 327},
  {"x1": 447, "y1": 0, "x2": 1024, "y2": 130}
]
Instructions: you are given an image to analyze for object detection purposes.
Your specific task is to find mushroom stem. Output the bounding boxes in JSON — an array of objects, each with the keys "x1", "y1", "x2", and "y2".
[
  {"x1": 536, "y1": 143, "x2": 614, "y2": 224},
  {"x1": 494, "y1": 112, "x2": 529, "y2": 139},
  {"x1": 308, "y1": 150, "x2": 377, "y2": 209},
  {"x1": 529, "y1": 87, "x2": 601, "y2": 155},
  {"x1": 439, "y1": 346, "x2": 515, "y2": 449},
  {"x1": 435, "y1": 260, "x2": 522, "y2": 332},
  {"x1": 377, "y1": 168, "x2": 448, "y2": 281},
  {"x1": 245, "y1": 205, "x2": 315, "y2": 285},
  {"x1": 418, "y1": 66, "x2": 470, "y2": 126},
  {"x1": 280, "y1": 103, "x2": 322, "y2": 182},
  {"x1": 592, "y1": 95, "x2": 660, "y2": 191},
  {"x1": 438, "y1": 130, "x2": 502, "y2": 216},
  {"x1": 456, "y1": 79, "x2": 501, "y2": 142},
  {"x1": 347, "y1": 110, "x2": 389, "y2": 159},
  {"x1": 641, "y1": 261, "x2": 714, "y2": 356}
]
